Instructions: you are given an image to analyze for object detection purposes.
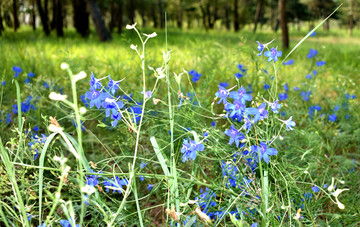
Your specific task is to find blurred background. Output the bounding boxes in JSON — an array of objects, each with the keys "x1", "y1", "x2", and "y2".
[{"x1": 0, "y1": 0, "x2": 358, "y2": 47}]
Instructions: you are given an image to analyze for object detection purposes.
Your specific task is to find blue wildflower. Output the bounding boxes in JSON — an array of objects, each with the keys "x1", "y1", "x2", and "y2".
[
  {"x1": 323, "y1": 184, "x2": 328, "y2": 188},
  {"x1": 85, "y1": 170, "x2": 101, "y2": 186},
  {"x1": 281, "y1": 111, "x2": 286, "y2": 117},
  {"x1": 181, "y1": 139, "x2": 205, "y2": 162},
  {"x1": 334, "y1": 105, "x2": 340, "y2": 112},
  {"x1": 59, "y1": 219, "x2": 80, "y2": 227},
  {"x1": 316, "y1": 61, "x2": 326, "y2": 67},
  {"x1": 312, "y1": 70, "x2": 317, "y2": 76},
  {"x1": 27, "y1": 72, "x2": 36, "y2": 78},
  {"x1": 256, "y1": 41, "x2": 264, "y2": 56},
  {"x1": 1, "y1": 81, "x2": 5, "y2": 86},
  {"x1": 13, "y1": 66, "x2": 22, "y2": 78},
  {"x1": 306, "y1": 74, "x2": 312, "y2": 79},
  {"x1": 85, "y1": 88, "x2": 108, "y2": 109},
  {"x1": 264, "y1": 83, "x2": 270, "y2": 90},
  {"x1": 219, "y1": 82, "x2": 228, "y2": 87},
  {"x1": 103, "y1": 176, "x2": 128, "y2": 194},
  {"x1": 301, "y1": 91, "x2": 311, "y2": 101},
  {"x1": 294, "y1": 86, "x2": 300, "y2": 91},
  {"x1": 309, "y1": 31, "x2": 316, "y2": 37},
  {"x1": 224, "y1": 125, "x2": 245, "y2": 148},
  {"x1": 264, "y1": 47, "x2": 282, "y2": 62},
  {"x1": 147, "y1": 184, "x2": 154, "y2": 190},
  {"x1": 277, "y1": 116, "x2": 296, "y2": 131},
  {"x1": 283, "y1": 59, "x2": 294, "y2": 65},
  {"x1": 307, "y1": 49, "x2": 318, "y2": 58},
  {"x1": 102, "y1": 97, "x2": 124, "y2": 117},
  {"x1": 229, "y1": 86, "x2": 252, "y2": 104},
  {"x1": 90, "y1": 72, "x2": 102, "y2": 90},
  {"x1": 211, "y1": 121, "x2": 216, "y2": 127},
  {"x1": 6, "y1": 113, "x2": 12, "y2": 124},
  {"x1": 189, "y1": 70, "x2": 202, "y2": 82},
  {"x1": 251, "y1": 142, "x2": 278, "y2": 164},
  {"x1": 72, "y1": 119, "x2": 86, "y2": 132},
  {"x1": 279, "y1": 93, "x2": 288, "y2": 101},
  {"x1": 33, "y1": 125, "x2": 39, "y2": 132},
  {"x1": 328, "y1": 113, "x2": 337, "y2": 122},
  {"x1": 235, "y1": 72, "x2": 243, "y2": 79},
  {"x1": 215, "y1": 86, "x2": 229, "y2": 104},
  {"x1": 312, "y1": 185, "x2": 320, "y2": 193},
  {"x1": 257, "y1": 103, "x2": 268, "y2": 120},
  {"x1": 264, "y1": 99, "x2": 281, "y2": 113},
  {"x1": 108, "y1": 75, "x2": 119, "y2": 95},
  {"x1": 43, "y1": 82, "x2": 50, "y2": 89},
  {"x1": 24, "y1": 78, "x2": 31, "y2": 84},
  {"x1": 283, "y1": 83, "x2": 289, "y2": 91}
]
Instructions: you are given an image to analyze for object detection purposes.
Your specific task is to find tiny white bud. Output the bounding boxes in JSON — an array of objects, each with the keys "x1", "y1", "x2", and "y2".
[
  {"x1": 55, "y1": 192, "x2": 60, "y2": 199},
  {"x1": 74, "y1": 71, "x2": 87, "y2": 82},
  {"x1": 79, "y1": 107, "x2": 87, "y2": 114},
  {"x1": 49, "y1": 92, "x2": 67, "y2": 101},
  {"x1": 130, "y1": 44, "x2": 137, "y2": 50},
  {"x1": 60, "y1": 63, "x2": 69, "y2": 70},
  {"x1": 126, "y1": 23, "x2": 137, "y2": 29}
]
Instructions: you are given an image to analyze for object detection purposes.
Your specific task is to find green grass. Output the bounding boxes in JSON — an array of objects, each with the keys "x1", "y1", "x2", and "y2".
[{"x1": 0, "y1": 25, "x2": 359, "y2": 226}]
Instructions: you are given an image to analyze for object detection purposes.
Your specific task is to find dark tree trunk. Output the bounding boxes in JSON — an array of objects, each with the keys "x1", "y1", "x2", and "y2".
[
  {"x1": 279, "y1": 0, "x2": 289, "y2": 49},
  {"x1": 128, "y1": 0, "x2": 135, "y2": 25},
  {"x1": 54, "y1": 0, "x2": 63, "y2": 36},
  {"x1": 176, "y1": 0, "x2": 183, "y2": 28},
  {"x1": 73, "y1": 0, "x2": 89, "y2": 37},
  {"x1": 151, "y1": 2, "x2": 158, "y2": 28},
  {"x1": 86, "y1": 0, "x2": 111, "y2": 42},
  {"x1": 349, "y1": 13, "x2": 354, "y2": 36},
  {"x1": 225, "y1": 4, "x2": 230, "y2": 30},
  {"x1": 270, "y1": 0, "x2": 275, "y2": 30},
  {"x1": 51, "y1": 0, "x2": 56, "y2": 30},
  {"x1": 13, "y1": 0, "x2": 20, "y2": 31},
  {"x1": 0, "y1": 0, "x2": 4, "y2": 33},
  {"x1": 109, "y1": 1, "x2": 116, "y2": 32},
  {"x1": 187, "y1": 12, "x2": 192, "y2": 29},
  {"x1": 200, "y1": 4, "x2": 207, "y2": 30},
  {"x1": 253, "y1": 0, "x2": 263, "y2": 33},
  {"x1": 31, "y1": 0, "x2": 36, "y2": 30},
  {"x1": 323, "y1": 3, "x2": 329, "y2": 31},
  {"x1": 117, "y1": 1, "x2": 123, "y2": 33},
  {"x1": 234, "y1": 0, "x2": 239, "y2": 31},
  {"x1": 36, "y1": 0, "x2": 50, "y2": 35},
  {"x1": 158, "y1": 0, "x2": 164, "y2": 28},
  {"x1": 206, "y1": 3, "x2": 218, "y2": 29}
]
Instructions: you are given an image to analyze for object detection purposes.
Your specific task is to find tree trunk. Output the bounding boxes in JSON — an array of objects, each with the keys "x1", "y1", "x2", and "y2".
[
  {"x1": 109, "y1": 1, "x2": 115, "y2": 32},
  {"x1": 323, "y1": 4, "x2": 329, "y2": 31},
  {"x1": 151, "y1": 2, "x2": 158, "y2": 28},
  {"x1": 234, "y1": 0, "x2": 239, "y2": 31},
  {"x1": 253, "y1": 0, "x2": 263, "y2": 33},
  {"x1": 270, "y1": 0, "x2": 275, "y2": 30},
  {"x1": 36, "y1": 0, "x2": 50, "y2": 35},
  {"x1": 13, "y1": 0, "x2": 20, "y2": 31},
  {"x1": 158, "y1": 0, "x2": 164, "y2": 28},
  {"x1": 279, "y1": 0, "x2": 289, "y2": 49},
  {"x1": 176, "y1": 0, "x2": 183, "y2": 28},
  {"x1": 0, "y1": 2, "x2": 2, "y2": 35},
  {"x1": 31, "y1": 0, "x2": 36, "y2": 30},
  {"x1": 86, "y1": 0, "x2": 111, "y2": 42},
  {"x1": 73, "y1": 0, "x2": 89, "y2": 37},
  {"x1": 225, "y1": 4, "x2": 230, "y2": 30},
  {"x1": 117, "y1": 1, "x2": 123, "y2": 33},
  {"x1": 55, "y1": 0, "x2": 63, "y2": 36},
  {"x1": 128, "y1": 0, "x2": 135, "y2": 25}
]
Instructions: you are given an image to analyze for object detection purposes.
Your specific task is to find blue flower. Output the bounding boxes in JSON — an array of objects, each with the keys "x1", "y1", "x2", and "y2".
[
  {"x1": 108, "y1": 75, "x2": 119, "y2": 95},
  {"x1": 90, "y1": 72, "x2": 102, "y2": 90},
  {"x1": 316, "y1": 61, "x2": 326, "y2": 67},
  {"x1": 282, "y1": 59, "x2": 294, "y2": 65},
  {"x1": 103, "y1": 176, "x2": 128, "y2": 194},
  {"x1": 43, "y1": 82, "x2": 50, "y2": 89},
  {"x1": 307, "y1": 49, "x2": 318, "y2": 58},
  {"x1": 6, "y1": 113, "x2": 12, "y2": 124},
  {"x1": 140, "y1": 162, "x2": 147, "y2": 169},
  {"x1": 256, "y1": 41, "x2": 264, "y2": 56},
  {"x1": 219, "y1": 82, "x2": 228, "y2": 87},
  {"x1": 264, "y1": 83, "x2": 270, "y2": 90},
  {"x1": 229, "y1": 86, "x2": 252, "y2": 104},
  {"x1": 189, "y1": 70, "x2": 202, "y2": 82},
  {"x1": 345, "y1": 94, "x2": 356, "y2": 100},
  {"x1": 85, "y1": 170, "x2": 101, "y2": 186},
  {"x1": 328, "y1": 113, "x2": 337, "y2": 122},
  {"x1": 27, "y1": 72, "x2": 36, "y2": 78},
  {"x1": 235, "y1": 72, "x2": 243, "y2": 79},
  {"x1": 224, "y1": 125, "x2": 245, "y2": 148},
  {"x1": 102, "y1": 97, "x2": 124, "y2": 117},
  {"x1": 279, "y1": 93, "x2": 288, "y2": 101},
  {"x1": 1, "y1": 81, "x2": 5, "y2": 86},
  {"x1": 283, "y1": 83, "x2": 289, "y2": 91},
  {"x1": 278, "y1": 116, "x2": 296, "y2": 131},
  {"x1": 33, "y1": 125, "x2": 39, "y2": 132},
  {"x1": 251, "y1": 142, "x2": 278, "y2": 164},
  {"x1": 13, "y1": 66, "x2": 22, "y2": 78},
  {"x1": 309, "y1": 31, "x2": 316, "y2": 37},
  {"x1": 85, "y1": 88, "x2": 108, "y2": 109},
  {"x1": 323, "y1": 184, "x2": 328, "y2": 188},
  {"x1": 147, "y1": 184, "x2": 154, "y2": 190},
  {"x1": 59, "y1": 219, "x2": 80, "y2": 227},
  {"x1": 72, "y1": 119, "x2": 86, "y2": 132},
  {"x1": 264, "y1": 47, "x2": 282, "y2": 62},
  {"x1": 308, "y1": 105, "x2": 321, "y2": 119},
  {"x1": 294, "y1": 86, "x2": 300, "y2": 91},
  {"x1": 257, "y1": 103, "x2": 268, "y2": 120},
  {"x1": 225, "y1": 99, "x2": 246, "y2": 120},
  {"x1": 215, "y1": 86, "x2": 229, "y2": 104},
  {"x1": 333, "y1": 105, "x2": 340, "y2": 112},
  {"x1": 312, "y1": 70, "x2": 317, "y2": 76},
  {"x1": 301, "y1": 91, "x2": 311, "y2": 101},
  {"x1": 306, "y1": 74, "x2": 312, "y2": 79},
  {"x1": 311, "y1": 185, "x2": 320, "y2": 193},
  {"x1": 211, "y1": 121, "x2": 216, "y2": 127},
  {"x1": 181, "y1": 139, "x2": 205, "y2": 162}
]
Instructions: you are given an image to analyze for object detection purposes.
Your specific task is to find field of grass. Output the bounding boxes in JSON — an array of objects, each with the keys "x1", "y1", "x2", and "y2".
[{"x1": 0, "y1": 25, "x2": 359, "y2": 226}]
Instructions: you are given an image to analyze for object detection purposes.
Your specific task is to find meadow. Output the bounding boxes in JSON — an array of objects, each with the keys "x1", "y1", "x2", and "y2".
[{"x1": 0, "y1": 24, "x2": 359, "y2": 226}]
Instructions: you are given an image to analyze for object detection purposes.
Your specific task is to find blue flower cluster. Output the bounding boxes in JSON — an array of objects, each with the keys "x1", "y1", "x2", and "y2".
[
  {"x1": 83, "y1": 73, "x2": 141, "y2": 127},
  {"x1": 189, "y1": 70, "x2": 202, "y2": 82},
  {"x1": 85, "y1": 170, "x2": 128, "y2": 195},
  {"x1": 180, "y1": 139, "x2": 205, "y2": 162},
  {"x1": 235, "y1": 64, "x2": 247, "y2": 79}
]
